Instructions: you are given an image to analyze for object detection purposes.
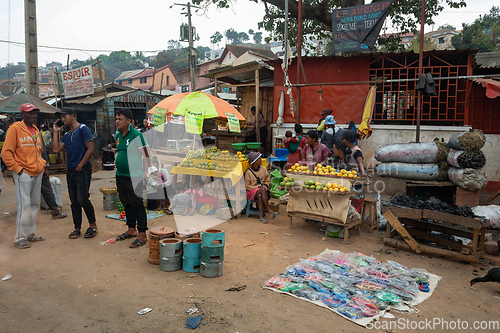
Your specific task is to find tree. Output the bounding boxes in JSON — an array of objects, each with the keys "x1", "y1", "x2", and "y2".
[
  {"x1": 438, "y1": 24, "x2": 456, "y2": 31},
  {"x1": 224, "y1": 28, "x2": 250, "y2": 45},
  {"x1": 210, "y1": 31, "x2": 224, "y2": 48},
  {"x1": 253, "y1": 32, "x2": 263, "y2": 44},
  {"x1": 451, "y1": 6, "x2": 500, "y2": 52},
  {"x1": 0, "y1": 62, "x2": 25, "y2": 85},
  {"x1": 406, "y1": 33, "x2": 436, "y2": 53},
  {"x1": 193, "y1": 0, "x2": 467, "y2": 52},
  {"x1": 196, "y1": 46, "x2": 211, "y2": 61}
]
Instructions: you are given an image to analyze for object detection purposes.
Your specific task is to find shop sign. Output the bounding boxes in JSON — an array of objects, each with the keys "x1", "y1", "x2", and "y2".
[
  {"x1": 332, "y1": 0, "x2": 392, "y2": 52},
  {"x1": 225, "y1": 112, "x2": 241, "y2": 133},
  {"x1": 185, "y1": 110, "x2": 204, "y2": 134},
  {"x1": 61, "y1": 65, "x2": 94, "y2": 98}
]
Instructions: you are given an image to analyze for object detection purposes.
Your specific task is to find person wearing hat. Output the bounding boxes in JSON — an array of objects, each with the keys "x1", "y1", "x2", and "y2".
[
  {"x1": 316, "y1": 107, "x2": 332, "y2": 136},
  {"x1": 320, "y1": 115, "x2": 344, "y2": 153},
  {"x1": 244, "y1": 152, "x2": 278, "y2": 223},
  {"x1": 1, "y1": 103, "x2": 46, "y2": 249},
  {"x1": 52, "y1": 107, "x2": 97, "y2": 239}
]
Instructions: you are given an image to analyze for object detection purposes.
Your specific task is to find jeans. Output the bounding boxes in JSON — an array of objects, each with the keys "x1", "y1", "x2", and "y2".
[
  {"x1": 116, "y1": 175, "x2": 148, "y2": 233},
  {"x1": 13, "y1": 172, "x2": 43, "y2": 242},
  {"x1": 41, "y1": 175, "x2": 58, "y2": 211},
  {"x1": 67, "y1": 164, "x2": 96, "y2": 229}
]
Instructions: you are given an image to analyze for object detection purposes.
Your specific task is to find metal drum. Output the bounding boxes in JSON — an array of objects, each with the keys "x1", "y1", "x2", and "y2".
[
  {"x1": 159, "y1": 238, "x2": 182, "y2": 272},
  {"x1": 201, "y1": 228, "x2": 225, "y2": 248},
  {"x1": 200, "y1": 261, "x2": 223, "y2": 278}
]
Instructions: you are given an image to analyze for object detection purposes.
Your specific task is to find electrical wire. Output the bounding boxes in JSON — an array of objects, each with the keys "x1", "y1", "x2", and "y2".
[{"x1": 0, "y1": 39, "x2": 164, "y2": 54}]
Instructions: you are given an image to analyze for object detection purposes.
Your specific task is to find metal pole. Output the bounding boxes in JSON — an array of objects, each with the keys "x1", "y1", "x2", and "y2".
[
  {"x1": 187, "y1": 2, "x2": 196, "y2": 92},
  {"x1": 416, "y1": 0, "x2": 425, "y2": 143},
  {"x1": 296, "y1": 0, "x2": 303, "y2": 123},
  {"x1": 255, "y1": 69, "x2": 260, "y2": 143},
  {"x1": 284, "y1": 0, "x2": 289, "y2": 78},
  {"x1": 24, "y1": 0, "x2": 39, "y2": 97}
]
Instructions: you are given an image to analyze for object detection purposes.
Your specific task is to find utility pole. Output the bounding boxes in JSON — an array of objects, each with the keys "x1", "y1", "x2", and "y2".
[
  {"x1": 172, "y1": 2, "x2": 199, "y2": 92},
  {"x1": 25, "y1": 0, "x2": 39, "y2": 97},
  {"x1": 187, "y1": 2, "x2": 196, "y2": 92}
]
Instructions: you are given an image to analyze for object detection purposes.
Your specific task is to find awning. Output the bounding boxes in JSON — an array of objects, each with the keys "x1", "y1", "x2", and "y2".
[
  {"x1": 473, "y1": 78, "x2": 500, "y2": 99},
  {"x1": 0, "y1": 92, "x2": 60, "y2": 115}
]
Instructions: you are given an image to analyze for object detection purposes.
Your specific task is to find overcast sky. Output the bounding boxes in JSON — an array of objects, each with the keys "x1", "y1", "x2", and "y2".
[{"x1": 0, "y1": 0, "x2": 497, "y2": 68}]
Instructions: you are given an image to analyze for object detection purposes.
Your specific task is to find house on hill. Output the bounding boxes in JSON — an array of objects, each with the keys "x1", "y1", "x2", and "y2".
[{"x1": 114, "y1": 65, "x2": 178, "y2": 93}]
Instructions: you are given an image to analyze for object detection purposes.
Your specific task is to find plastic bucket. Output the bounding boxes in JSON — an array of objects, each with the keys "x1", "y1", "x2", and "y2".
[
  {"x1": 200, "y1": 246, "x2": 224, "y2": 263},
  {"x1": 48, "y1": 154, "x2": 57, "y2": 165},
  {"x1": 201, "y1": 228, "x2": 225, "y2": 248},
  {"x1": 200, "y1": 261, "x2": 223, "y2": 278},
  {"x1": 182, "y1": 256, "x2": 201, "y2": 273},
  {"x1": 159, "y1": 254, "x2": 182, "y2": 272},
  {"x1": 183, "y1": 238, "x2": 202, "y2": 258}
]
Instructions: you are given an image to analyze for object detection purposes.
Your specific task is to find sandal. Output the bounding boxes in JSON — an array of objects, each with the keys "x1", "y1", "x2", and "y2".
[
  {"x1": 129, "y1": 238, "x2": 147, "y2": 248},
  {"x1": 14, "y1": 239, "x2": 31, "y2": 249},
  {"x1": 259, "y1": 218, "x2": 268, "y2": 224},
  {"x1": 27, "y1": 235, "x2": 45, "y2": 242},
  {"x1": 116, "y1": 232, "x2": 136, "y2": 241},
  {"x1": 52, "y1": 213, "x2": 67, "y2": 220},
  {"x1": 69, "y1": 230, "x2": 81, "y2": 239},
  {"x1": 271, "y1": 211, "x2": 278, "y2": 220},
  {"x1": 84, "y1": 228, "x2": 98, "y2": 238}
]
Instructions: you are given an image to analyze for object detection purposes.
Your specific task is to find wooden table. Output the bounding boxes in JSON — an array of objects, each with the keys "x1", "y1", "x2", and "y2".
[{"x1": 382, "y1": 205, "x2": 489, "y2": 264}]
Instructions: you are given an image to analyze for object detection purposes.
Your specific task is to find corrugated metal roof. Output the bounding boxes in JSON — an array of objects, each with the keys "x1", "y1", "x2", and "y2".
[
  {"x1": 65, "y1": 90, "x2": 130, "y2": 105},
  {"x1": 475, "y1": 52, "x2": 500, "y2": 68},
  {"x1": 115, "y1": 69, "x2": 144, "y2": 81}
]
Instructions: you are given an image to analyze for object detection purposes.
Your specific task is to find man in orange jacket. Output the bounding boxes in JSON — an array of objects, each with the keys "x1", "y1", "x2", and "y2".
[{"x1": 1, "y1": 103, "x2": 46, "y2": 249}]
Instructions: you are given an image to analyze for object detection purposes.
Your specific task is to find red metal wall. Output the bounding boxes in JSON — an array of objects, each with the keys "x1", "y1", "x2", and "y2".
[
  {"x1": 469, "y1": 85, "x2": 500, "y2": 134},
  {"x1": 273, "y1": 56, "x2": 370, "y2": 124}
]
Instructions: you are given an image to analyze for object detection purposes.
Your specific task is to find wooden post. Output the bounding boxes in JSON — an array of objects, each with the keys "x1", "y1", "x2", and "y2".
[
  {"x1": 54, "y1": 69, "x2": 64, "y2": 108},
  {"x1": 96, "y1": 58, "x2": 111, "y2": 144},
  {"x1": 151, "y1": 54, "x2": 158, "y2": 92},
  {"x1": 24, "y1": 0, "x2": 39, "y2": 97},
  {"x1": 255, "y1": 69, "x2": 260, "y2": 143},
  {"x1": 384, "y1": 211, "x2": 423, "y2": 253},
  {"x1": 159, "y1": 73, "x2": 164, "y2": 96},
  {"x1": 51, "y1": 65, "x2": 58, "y2": 108}
]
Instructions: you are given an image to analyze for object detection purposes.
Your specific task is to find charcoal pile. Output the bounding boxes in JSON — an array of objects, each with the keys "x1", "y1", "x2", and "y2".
[{"x1": 387, "y1": 195, "x2": 477, "y2": 218}]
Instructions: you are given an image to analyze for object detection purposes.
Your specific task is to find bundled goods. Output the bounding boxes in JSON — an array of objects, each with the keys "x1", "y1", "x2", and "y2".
[
  {"x1": 472, "y1": 205, "x2": 500, "y2": 228},
  {"x1": 447, "y1": 129, "x2": 486, "y2": 151},
  {"x1": 448, "y1": 167, "x2": 488, "y2": 191},
  {"x1": 375, "y1": 141, "x2": 446, "y2": 164},
  {"x1": 265, "y1": 251, "x2": 432, "y2": 320},
  {"x1": 446, "y1": 149, "x2": 486, "y2": 169},
  {"x1": 387, "y1": 195, "x2": 477, "y2": 218},
  {"x1": 375, "y1": 163, "x2": 440, "y2": 181}
]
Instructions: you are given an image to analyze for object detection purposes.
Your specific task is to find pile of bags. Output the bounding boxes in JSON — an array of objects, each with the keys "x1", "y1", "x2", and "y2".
[{"x1": 375, "y1": 129, "x2": 487, "y2": 191}]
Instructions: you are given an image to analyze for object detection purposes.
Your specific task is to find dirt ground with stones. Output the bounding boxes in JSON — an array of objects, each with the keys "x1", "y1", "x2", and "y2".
[{"x1": 1, "y1": 169, "x2": 499, "y2": 333}]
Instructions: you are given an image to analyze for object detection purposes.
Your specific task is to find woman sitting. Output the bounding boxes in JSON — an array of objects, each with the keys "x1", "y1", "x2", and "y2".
[
  {"x1": 341, "y1": 130, "x2": 367, "y2": 177},
  {"x1": 244, "y1": 152, "x2": 278, "y2": 224},
  {"x1": 332, "y1": 139, "x2": 358, "y2": 171},
  {"x1": 301, "y1": 130, "x2": 331, "y2": 166}
]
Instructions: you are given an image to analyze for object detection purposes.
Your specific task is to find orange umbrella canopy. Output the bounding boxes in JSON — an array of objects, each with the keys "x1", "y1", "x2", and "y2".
[{"x1": 147, "y1": 91, "x2": 245, "y2": 121}]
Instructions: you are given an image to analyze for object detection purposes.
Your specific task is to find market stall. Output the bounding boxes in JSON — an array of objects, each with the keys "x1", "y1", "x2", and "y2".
[{"x1": 285, "y1": 164, "x2": 368, "y2": 241}]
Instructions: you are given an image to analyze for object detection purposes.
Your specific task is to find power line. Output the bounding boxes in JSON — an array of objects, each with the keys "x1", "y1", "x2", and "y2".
[{"x1": 0, "y1": 39, "x2": 165, "y2": 54}]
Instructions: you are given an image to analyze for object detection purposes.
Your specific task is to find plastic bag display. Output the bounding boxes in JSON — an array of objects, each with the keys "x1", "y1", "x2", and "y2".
[
  {"x1": 376, "y1": 162, "x2": 440, "y2": 180},
  {"x1": 447, "y1": 129, "x2": 486, "y2": 151},
  {"x1": 448, "y1": 167, "x2": 487, "y2": 191},
  {"x1": 374, "y1": 142, "x2": 444, "y2": 164},
  {"x1": 265, "y1": 251, "x2": 432, "y2": 320}
]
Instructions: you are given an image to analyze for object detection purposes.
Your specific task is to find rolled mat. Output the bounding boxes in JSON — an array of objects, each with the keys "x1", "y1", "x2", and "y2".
[
  {"x1": 448, "y1": 167, "x2": 488, "y2": 191},
  {"x1": 447, "y1": 129, "x2": 486, "y2": 151},
  {"x1": 447, "y1": 149, "x2": 486, "y2": 169}
]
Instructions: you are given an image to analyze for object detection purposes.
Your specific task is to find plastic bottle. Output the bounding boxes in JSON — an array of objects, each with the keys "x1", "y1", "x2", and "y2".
[{"x1": 307, "y1": 151, "x2": 314, "y2": 170}]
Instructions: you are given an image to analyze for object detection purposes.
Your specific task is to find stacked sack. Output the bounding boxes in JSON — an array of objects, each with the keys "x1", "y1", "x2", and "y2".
[
  {"x1": 374, "y1": 139, "x2": 448, "y2": 180},
  {"x1": 446, "y1": 129, "x2": 487, "y2": 191}
]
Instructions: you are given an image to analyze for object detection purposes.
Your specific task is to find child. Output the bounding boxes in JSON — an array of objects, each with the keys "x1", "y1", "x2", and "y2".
[
  {"x1": 170, "y1": 183, "x2": 191, "y2": 216},
  {"x1": 184, "y1": 178, "x2": 217, "y2": 215},
  {"x1": 341, "y1": 130, "x2": 367, "y2": 177},
  {"x1": 285, "y1": 124, "x2": 307, "y2": 169}
]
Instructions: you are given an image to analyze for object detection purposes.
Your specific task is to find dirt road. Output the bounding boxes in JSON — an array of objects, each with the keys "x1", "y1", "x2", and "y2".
[{"x1": 0, "y1": 170, "x2": 499, "y2": 333}]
